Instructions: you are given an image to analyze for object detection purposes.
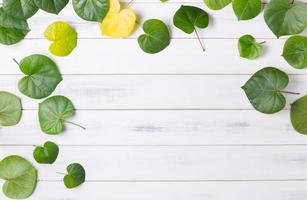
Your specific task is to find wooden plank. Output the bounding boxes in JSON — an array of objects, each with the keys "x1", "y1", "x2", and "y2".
[
  {"x1": 1, "y1": 181, "x2": 306, "y2": 200},
  {"x1": 1, "y1": 146, "x2": 307, "y2": 180},
  {"x1": 1, "y1": 110, "x2": 306, "y2": 145},
  {"x1": 0, "y1": 75, "x2": 304, "y2": 109}
]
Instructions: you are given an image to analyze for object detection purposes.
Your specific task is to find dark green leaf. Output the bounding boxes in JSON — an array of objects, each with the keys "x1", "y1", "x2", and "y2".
[
  {"x1": 73, "y1": 0, "x2": 109, "y2": 22},
  {"x1": 0, "y1": 91, "x2": 22, "y2": 126},
  {"x1": 204, "y1": 0, "x2": 232, "y2": 10},
  {"x1": 238, "y1": 34, "x2": 263, "y2": 60},
  {"x1": 3, "y1": 0, "x2": 38, "y2": 19},
  {"x1": 291, "y1": 95, "x2": 307, "y2": 135},
  {"x1": 64, "y1": 163, "x2": 86, "y2": 189},
  {"x1": 33, "y1": 141, "x2": 59, "y2": 164},
  {"x1": 232, "y1": 0, "x2": 261, "y2": 20},
  {"x1": 34, "y1": 0, "x2": 69, "y2": 14},
  {"x1": 282, "y1": 35, "x2": 307, "y2": 69}
]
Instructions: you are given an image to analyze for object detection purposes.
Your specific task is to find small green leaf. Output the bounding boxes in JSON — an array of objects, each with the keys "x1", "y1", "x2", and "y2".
[
  {"x1": 3, "y1": 0, "x2": 38, "y2": 19},
  {"x1": 160, "y1": 0, "x2": 169, "y2": 2},
  {"x1": 17, "y1": 54, "x2": 62, "y2": 99},
  {"x1": 0, "y1": 155, "x2": 37, "y2": 199},
  {"x1": 282, "y1": 35, "x2": 307, "y2": 69},
  {"x1": 204, "y1": 0, "x2": 232, "y2": 10},
  {"x1": 64, "y1": 163, "x2": 86, "y2": 189},
  {"x1": 44, "y1": 21, "x2": 78, "y2": 57},
  {"x1": 34, "y1": 0, "x2": 69, "y2": 14},
  {"x1": 138, "y1": 19, "x2": 170, "y2": 54},
  {"x1": 264, "y1": 0, "x2": 307, "y2": 38},
  {"x1": 39, "y1": 95, "x2": 76, "y2": 135},
  {"x1": 33, "y1": 141, "x2": 59, "y2": 164},
  {"x1": 0, "y1": 91, "x2": 22, "y2": 126},
  {"x1": 291, "y1": 95, "x2": 307, "y2": 135},
  {"x1": 238, "y1": 34, "x2": 263, "y2": 60},
  {"x1": 242, "y1": 67, "x2": 290, "y2": 114},
  {"x1": 73, "y1": 0, "x2": 109, "y2": 22},
  {"x1": 232, "y1": 0, "x2": 261, "y2": 20}
]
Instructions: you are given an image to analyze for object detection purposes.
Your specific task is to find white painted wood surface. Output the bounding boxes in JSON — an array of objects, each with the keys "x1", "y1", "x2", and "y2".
[{"x1": 1, "y1": 1, "x2": 307, "y2": 199}]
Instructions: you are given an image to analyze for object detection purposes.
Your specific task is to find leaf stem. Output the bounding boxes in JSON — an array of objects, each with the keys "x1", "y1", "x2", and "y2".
[
  {"x1": 259, "y1": 41, "x2": 266, "y2": 44},
  {"x1": 278, "y1": 90, "x2": 300, "y2": 95},
  {"x1": 194, "y1": 29, "x2": 205, "y2": 52},
  {"x1": 64, "y1": 120, "x2": 86, "y2": 130},
  {"x1": 127, "y1": 0, "x2": 135, "y2": 7},
  {"x1": 56, "y1": 172, "x2": 66, "y2": 175},
  {"x1": 13, "y1": 58, "x2": 19, "y2": 66}
]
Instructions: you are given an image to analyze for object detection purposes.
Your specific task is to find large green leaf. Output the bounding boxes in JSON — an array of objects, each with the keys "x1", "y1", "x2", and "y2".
[
  {"x1": 264, "y1": 0, "x2": 307, "y2": 38},
  {"x1": 238, "y1": 34, "x2": 263, "y2": 60},
  {"x1": 0, "y1": 91, "x2": 22, "y2": 126},
  {"x1": 232, "y1": 0, "x2": 261, "y2": 20},
  {"x1": 73, "y1": 0, "x2": 109, "y2": 22},
  {"x1": 33, "y1": 141, "x2": 59, "y2": 164},
  {"x1": 64, "y1": 163, "x2": 86, "y2": 189},
  {"x1": 282, "y1": 35, "x2": 307, "y2": 69},
  {"x1": 138, "y1": 19, "x2": 170, "y2": 54},
  {"x1": 204, "y1": 0, "x2": 232, "y2": 10},
  {"x1": 17, "y1": 54, "x2": 62, "y2": 99},
  {"x1": 291, "y1": 95, "x2": 307, "y2": 135},
  {"x1": 0, "y1": 155, "x2": 37, "y2": 199},
  {"x1": 242, "y1": 67, "x2": 289, "y2": 114},
  {"x1": 34, "y1": 0, "x2": 69, "y2": 14},
  {"x1": 3, "y1": 0, "x2": 38, "y2": 19},
  {"x1": 39, "y1": 95, "x2": 76, "y2": 135}
]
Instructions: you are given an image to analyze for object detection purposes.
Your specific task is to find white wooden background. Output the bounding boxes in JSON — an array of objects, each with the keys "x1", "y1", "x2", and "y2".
[{"x1": 1, "y1": 0, "x2": 307, "y2": 199}]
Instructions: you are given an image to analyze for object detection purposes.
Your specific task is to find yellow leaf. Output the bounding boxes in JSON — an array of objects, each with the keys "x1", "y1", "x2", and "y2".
[{"x1": 100, "y1": 0, "x2": 136, "y2": 38}]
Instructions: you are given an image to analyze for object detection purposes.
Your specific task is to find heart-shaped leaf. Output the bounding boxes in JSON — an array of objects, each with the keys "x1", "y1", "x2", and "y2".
[
  {"x1": 291, "y1": 95, "x2": 307, "y2": 135},
  {"x1": 242, "y1": 67, "x2": 291, "y2": 114},
  {"x1": 44, "y1": 21, "x2": 78, "y2": 57},
  {"x1": 0, "y1": 8, "x2": 29, "y2": 45},
  {"x1": 17, "y1": 54, "x2": 62, "y2": 99},
  {"x1": 204, "y1": 0, "x2": 232, "y2": 10},
  {"x1": 34, "y1": 0, "x2": 69, "y2": 14},
  {"x1": 0, "y1": 155, "x2": 37, "y2": 199},
  {"x1": 232, "y1": 0, "x2": 261, "y2": 20},
  {"x1": 3, "y1": 0, "x2": 39, "y2": 19},
  {"x1": 0, "y1": 91, "x2": 22, "y2": 126},
  {"x1": 264, "y1": 0, "x2": 307, "y2": 38},
  {"x1": 238, "y1": 34, "x2": 263, "y2": 60},
  {"x1": 282, "y1": 35, "x2": 307, "y2": 69},
  {"x1": 63, "y1": 163, "x2": 86, "y2": 189},
  {"x1": 138, "y1": 19, "x2": 170, "y2": 54},
  {"x1": 33, "y1": 141, "x2": 59, "y2": 164},
  {"x1": 39, "y1": 95, "x2": 78, "y2": 135},
  {"x1": 100, "y1": 0, "x2": 136, "y2": 38},
  {"x1": 73, "y1": 0, "x2": 109, "y2": 22}
]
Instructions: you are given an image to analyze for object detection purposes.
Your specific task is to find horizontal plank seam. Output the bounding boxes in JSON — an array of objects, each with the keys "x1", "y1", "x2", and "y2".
[
  {"x1": 0, "y1": 74, "x2": 304, "y2": 76},
  {"x1": 17, "y1": 37, "x2": 283, "y2": 40},
  {"x1": 21, "y1": 179, "x2": 307, "y2": 182},
  {"x1": 20, "y1": 108, "x2": 288, "y2": 111}
]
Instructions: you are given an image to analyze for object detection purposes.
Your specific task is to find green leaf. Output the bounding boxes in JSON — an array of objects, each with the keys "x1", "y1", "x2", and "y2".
[
  {"x1": 34, "y1": 0, "x2": 69, "y2": 14},
  {"x1": 242, "y1": 67, "x2": 289, "y2": 114},
  {"x1": 17, "y1": 54, "x2": 62, "y2": 99},
  {"x1": 291, "y1": 95, "x2": 307, "y2": 135},
  {"x1": 39, "y1": 95, "x2": 76, "y2": 135},
  {"x1": 204, "y1": 0, "x2": 232, "y2": 10},
  {"x1": 0, "y1": 91, "x2": 22, "y2": 126},
  {"x1": 238, "y1": 34, "x2": 263, "y2": 60},
  {"x1": 264, "y1": 0, "x2": 307, "y2": 38},
  {"x1": 160, "y1": 0, "x2": 169, "y2": 2},
  {"x1": 33, "y1": 141, "x2": 59, "y2": 164},
  {"x1": 138, "y1": 19, "x2": 170, "y2": 54},
  {"x1": 0, "y1": 155, "x2": 37, "y2": 199},
  {"x1": 3, "y1": 0, "x2": 38, "y2": 19},
  {"x1": 73, "y1": 0, "x2": 109, "y2": 22},
  {"x1": 282, "y1": 35, "x2": 307, "y2": 69},
  {"x1": 64, "y1": 163, "x2": 86, "y2": 189},
  {"x1": 0, "y1": 8, "x2": 29, "y2": 45},
  {"x1": 44, "y1": 21, "x2": 78, "y2": 57},
  {"x1": 232, "y1": 0, "x2": 261, "y2": 20}
]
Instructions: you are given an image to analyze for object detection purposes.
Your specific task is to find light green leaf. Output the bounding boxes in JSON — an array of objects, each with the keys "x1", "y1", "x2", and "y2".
[
  {"x1": 232, "y1": 0, "x2": 261, "y2": 20},
  {"x1": 34, "y1": 0, "x2": 69, "y2": 14},
  {"x1": 264, "y1": 0, "x2": 307, "y2": 38},
  {"x1": 44, "y1": 21, "x2": 78, "y2": 57},
  {"x1": 0, "y1": 91, "x2": 22, "y2": 126},
  {"x1": 73, "y1": 0, "x2": 109, "y2": 22},
  {"x1": 282, "y1": 35, "x2": 307, "y2": 69},
  {"x1": 242, "y1": 67, "x2": 290, "y2": 114},
  {"x1": 138, "y1": 19, "x2": 170, "y2": 54},
  {"x1": 17, "y1": 54, "x2": 62, "y2": 99},
  {"x1": 238, "y1": 34, "x2": 263, "y2": 60},
  {"x1": 33, "y1": 141, "x2": 59, "y2": 164},
  {"x1": 0, "y1": 155, "x2": 37, "y2": 199},
  {"x1": 3, "y1": 0, "x2": 38, "y2": 19},
  {"x1": 204, "y1": 0, "x2": 232, "y2": 10},
  {"x1": 39, "y1": 95, "x2": 76, "y2": 135},
  {"x1": 64, "y1": 163, "x2": 86, "y2": 189},
  {"x1": 291, "y1": 95, "x2": 307, "y2": 135}
]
